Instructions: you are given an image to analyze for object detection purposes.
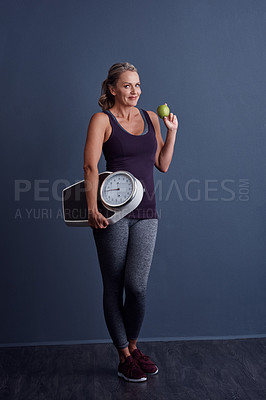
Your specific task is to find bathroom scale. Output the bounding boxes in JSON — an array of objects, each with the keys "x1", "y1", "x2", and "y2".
[{"x1": 62, "y1": 171, "x2": 144, "y2": 226}]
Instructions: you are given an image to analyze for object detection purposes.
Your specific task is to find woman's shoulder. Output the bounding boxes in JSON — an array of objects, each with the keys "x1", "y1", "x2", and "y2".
[
  {"x1": 144, "y1": 110, "x2": 157, "y2": 116},
  {"x1": 144, "y1": 110, "x2": 159, "y2": 123},
  {"x1": 89, "y1": 111, "x2": 110, "y2": 125},
  {"x1": 142, "y1": 110, "x2": 160, "y2": 134},
  {"x1": 91, "y1": 111, "x2": 109, "y2": 119}
]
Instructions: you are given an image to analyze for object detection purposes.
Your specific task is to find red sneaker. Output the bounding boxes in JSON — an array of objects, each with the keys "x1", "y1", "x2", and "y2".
[
  {"x1": 131, "y1": 348, "x2": 159, "y2": 375},
  {"x1": 118, "y1": 355, "x2": 147, "y2": 382}
]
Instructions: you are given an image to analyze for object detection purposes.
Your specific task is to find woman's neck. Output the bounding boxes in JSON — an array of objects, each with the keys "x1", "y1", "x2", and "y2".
[{"x1": 109, "y1": 105, "x2": 137, "y2": 120}]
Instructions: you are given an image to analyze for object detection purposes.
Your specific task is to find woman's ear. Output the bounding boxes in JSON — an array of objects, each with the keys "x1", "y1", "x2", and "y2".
[{"x1": 108, "y1": 85, "x2": 116, "y2": 96}]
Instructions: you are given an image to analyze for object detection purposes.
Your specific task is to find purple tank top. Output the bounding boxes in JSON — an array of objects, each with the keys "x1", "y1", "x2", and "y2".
[{"x1": 102, "y1": 108, "x2": 158, "y2": 219}]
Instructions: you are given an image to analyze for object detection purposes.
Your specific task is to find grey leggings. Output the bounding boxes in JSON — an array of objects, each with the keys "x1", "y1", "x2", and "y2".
[{"x1": 93, "y1": 217, "x2": 158, "y2": 349}]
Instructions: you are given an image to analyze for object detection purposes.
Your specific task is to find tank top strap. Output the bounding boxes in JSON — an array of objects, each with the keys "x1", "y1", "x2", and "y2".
[
  {"x1": 102, "y1": 110, "x2": 117, "y2": 134},
  {"x1": 140, "y1": 109, "x2": 149, "y2": 121},
  {"x1": 103, "y1": 109, "x2": 113, "y2": 118},
  {"x1": 140, "y1": 109, "x2": 156, "y2": 135},
  {"x1": 102, "y1": 109, "x2": 120, "y2": 131},
  {"x1": 102, "y1": 109, "x2": 114, "y2": 122}
]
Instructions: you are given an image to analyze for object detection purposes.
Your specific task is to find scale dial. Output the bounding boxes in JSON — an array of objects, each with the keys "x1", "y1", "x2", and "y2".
[{"x1": 100, "y1": 171, "x2": 136, "y2": 208}]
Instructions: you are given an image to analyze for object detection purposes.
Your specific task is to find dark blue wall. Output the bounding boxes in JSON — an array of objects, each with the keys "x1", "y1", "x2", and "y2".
[{"x1": 1, "y1": 0, "x2": 266, "y2": 346}]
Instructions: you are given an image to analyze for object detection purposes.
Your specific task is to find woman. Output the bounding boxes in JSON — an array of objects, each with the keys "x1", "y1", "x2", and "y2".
[{"x1": 83, "y1": 62, "x2": 178, "y2": 382}]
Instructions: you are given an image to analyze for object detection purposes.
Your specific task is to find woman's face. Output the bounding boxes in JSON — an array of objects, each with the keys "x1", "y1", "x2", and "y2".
[{"x1": 109, "y1": 71, "x2": 141, "y2": 107}]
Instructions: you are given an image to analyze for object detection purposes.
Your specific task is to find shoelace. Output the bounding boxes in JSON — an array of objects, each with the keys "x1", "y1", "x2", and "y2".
[
  {"x1": 137, "y1": 351, "x2": 151, "y2": 362},
  {"x1": 127, "y1": 359, "x2": 141, "y2": 376}
]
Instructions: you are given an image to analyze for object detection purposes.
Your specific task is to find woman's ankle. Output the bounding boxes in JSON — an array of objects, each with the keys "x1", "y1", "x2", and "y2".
[
  {"x1": 118, "y1": 347, "x2": 131, "y2": 363},
  {"x1": 128, "y1": 339, "x2": 138, "y2": 353}
]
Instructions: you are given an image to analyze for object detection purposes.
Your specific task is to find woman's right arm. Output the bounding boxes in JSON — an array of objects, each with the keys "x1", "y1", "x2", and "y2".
[{"x1": 83, "y1": 113, "x2": 109, "y2": 229}]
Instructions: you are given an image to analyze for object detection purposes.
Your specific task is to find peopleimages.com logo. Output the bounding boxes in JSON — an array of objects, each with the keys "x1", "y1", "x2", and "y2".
[
  {"x1": 152, "y1": 178, "x2": 250, "y2": 202},
  {"x1": 13, "y1": 178, "x2": 250, "y2": 220}
]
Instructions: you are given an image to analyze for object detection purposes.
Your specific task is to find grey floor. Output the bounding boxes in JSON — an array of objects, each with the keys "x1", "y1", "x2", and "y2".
[{"x1": 0, "y1": 338, "x2": 266, "y2": 400}]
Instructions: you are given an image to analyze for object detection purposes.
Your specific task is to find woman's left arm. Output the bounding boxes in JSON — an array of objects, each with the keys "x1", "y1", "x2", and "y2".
[{"x1": 147, "y1": 107, "x2": 178, "y2": 173}]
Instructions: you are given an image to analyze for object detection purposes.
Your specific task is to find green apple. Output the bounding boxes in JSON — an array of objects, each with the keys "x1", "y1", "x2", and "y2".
[{"x1": 157, "y1": 104, "x2": 170, "y2": 118}]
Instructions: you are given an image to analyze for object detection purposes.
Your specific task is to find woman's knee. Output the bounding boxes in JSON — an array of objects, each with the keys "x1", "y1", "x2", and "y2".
[{"x1": 125, "y1": 283, "x2": 146, "y2": 300}]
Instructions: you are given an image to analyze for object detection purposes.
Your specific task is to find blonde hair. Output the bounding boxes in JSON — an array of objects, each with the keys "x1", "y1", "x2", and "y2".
[{"x1": 98, "y1": 62, "x2": 138, "y2": 111}]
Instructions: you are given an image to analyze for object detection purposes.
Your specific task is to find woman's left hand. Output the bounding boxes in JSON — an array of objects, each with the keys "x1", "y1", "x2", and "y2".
[{"x1": 162, "y1": 104, "x2": 178, "y2": 132}]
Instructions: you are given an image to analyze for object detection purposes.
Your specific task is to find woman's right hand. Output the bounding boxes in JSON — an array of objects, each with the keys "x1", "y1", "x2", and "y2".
[{"x1": 88, "y1": 209, "x2": 109, "y2": 229}]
